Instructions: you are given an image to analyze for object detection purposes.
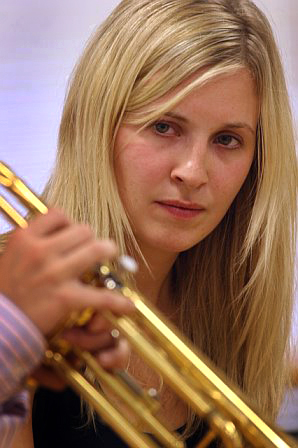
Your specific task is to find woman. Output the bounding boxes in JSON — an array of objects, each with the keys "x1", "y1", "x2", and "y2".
[{"x1": 15, "y1": 0, "x2": 297, "y2": 446}]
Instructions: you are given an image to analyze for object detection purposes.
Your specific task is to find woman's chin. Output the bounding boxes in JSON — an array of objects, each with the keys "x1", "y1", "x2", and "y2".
[{"x1": 139, "y1": 235, "x2": 202, "y2": 256}]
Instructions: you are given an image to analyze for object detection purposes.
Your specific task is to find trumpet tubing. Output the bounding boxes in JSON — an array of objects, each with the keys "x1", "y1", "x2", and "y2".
[{"x1": 0, "y1": 161, "x2": 297, "y2": 448}]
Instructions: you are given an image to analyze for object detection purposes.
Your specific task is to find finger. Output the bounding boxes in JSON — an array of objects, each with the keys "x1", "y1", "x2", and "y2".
[
  {"x1": 87, "y1": 313, "x2": 112, "y2": 333},
  {"x1": 96, "y1": 338, "x2": 130, "y2": 370},
  {"x1": 50, "y1": 239, "x2": 119, "y2": 280},
  {"x1": 44, "y1": 224, "x2": 94, "y2": 256},
  {"x1": 31, "y1": 365, "x2": 67, "y2": 391},
  {"x1": 57, "y1": 282, "x2": 135, "y2": 315},
  {"x1": 27, "y1": 208, "x2": 70, "y2": 237},
  {"x1": 62, "y1": 327, "x2": 116, "y2": 351}
]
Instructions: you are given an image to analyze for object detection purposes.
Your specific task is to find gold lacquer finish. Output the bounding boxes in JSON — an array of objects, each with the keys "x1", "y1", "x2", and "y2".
[{"x1": 0, "y1": 161, "x2": 297, "y2": 448}]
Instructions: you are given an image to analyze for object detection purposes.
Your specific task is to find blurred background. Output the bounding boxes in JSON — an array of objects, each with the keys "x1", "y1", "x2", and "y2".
[{"x1": 0, "y1": 0, "x2": 297, "y2": 433}]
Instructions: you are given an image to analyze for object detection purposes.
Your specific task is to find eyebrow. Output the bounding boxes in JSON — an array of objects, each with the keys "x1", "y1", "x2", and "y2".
[
  {"x1": 224, "y1": 122, "x2": 256, "y2": 136},
  {"x1": 165, "y1": 112, "x2": 256, "y2": 136}
]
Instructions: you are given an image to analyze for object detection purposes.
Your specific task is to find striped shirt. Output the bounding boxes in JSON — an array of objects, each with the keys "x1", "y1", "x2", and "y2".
[{"x1": 0, "y1": 294, "x2": 45, "y2": 448}]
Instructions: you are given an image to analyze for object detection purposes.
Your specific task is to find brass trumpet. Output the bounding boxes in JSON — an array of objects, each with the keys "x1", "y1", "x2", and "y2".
[{"x1": 0, "y1": 161, "x2": 297, "y2": 448}]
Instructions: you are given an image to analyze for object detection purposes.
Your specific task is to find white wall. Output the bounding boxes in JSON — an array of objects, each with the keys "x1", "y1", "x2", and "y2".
[
  {"x1": 254, "y1": 0, "x2": 298, "y2": 120},
  {"x1": 0, "y1": 0, "x2": 120, "y2": 194},
  {"x1": 0, "y1": 0, "x2": 297, "y2": 429}
]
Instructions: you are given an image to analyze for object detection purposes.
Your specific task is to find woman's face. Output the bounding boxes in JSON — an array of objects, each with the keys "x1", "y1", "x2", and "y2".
[{"x1": 114, "y1": 68, "x2": 258, "y2": 256}]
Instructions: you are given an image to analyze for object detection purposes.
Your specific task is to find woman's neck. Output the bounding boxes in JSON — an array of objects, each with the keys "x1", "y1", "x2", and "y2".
[{"x1": 133, "y1": 245, "x2": 177, "y2": 311}]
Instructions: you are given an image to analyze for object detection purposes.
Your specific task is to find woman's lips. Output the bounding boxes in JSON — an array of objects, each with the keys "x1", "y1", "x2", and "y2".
[{"x1": 155, "y1": 201, "x2": 205, "y2": 219}]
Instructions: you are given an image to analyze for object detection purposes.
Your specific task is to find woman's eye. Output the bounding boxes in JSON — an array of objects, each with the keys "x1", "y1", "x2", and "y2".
[
  {"x1": 214, "y1": 134, "x2": 241, "y2": 149},
  {"x1": 153, "y1": 122, "x2": 175, "y2": 135}
]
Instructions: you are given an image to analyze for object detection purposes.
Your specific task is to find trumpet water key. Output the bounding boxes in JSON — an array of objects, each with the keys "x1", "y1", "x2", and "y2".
[{"x1": 0, "y1": 161, "x2": 297, "y2": 448}]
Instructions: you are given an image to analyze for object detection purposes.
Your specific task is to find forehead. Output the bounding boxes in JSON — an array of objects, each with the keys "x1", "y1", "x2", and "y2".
[
  {"x1": 125, "y1": 67, "x2": 259, "y2": 129},
  {"x1": 147, "y1": 68, "x2": 259, "y2": 126},
  {"x1": 178, "y1": 68, "x2": 257, "y2": 109},
  {"x1": 167, "y1": 67, "x2": 256, "y2": 103}
]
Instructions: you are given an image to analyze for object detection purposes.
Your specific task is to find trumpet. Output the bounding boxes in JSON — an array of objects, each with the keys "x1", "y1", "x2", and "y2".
[{"x1": 0, "y1": 161, "x2": 297, "y2": 448}]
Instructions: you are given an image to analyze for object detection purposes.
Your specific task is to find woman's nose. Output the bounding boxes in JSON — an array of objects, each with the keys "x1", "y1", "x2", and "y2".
[{"x1": 170, "y1": 144, "x2": 209, "y2": 189}]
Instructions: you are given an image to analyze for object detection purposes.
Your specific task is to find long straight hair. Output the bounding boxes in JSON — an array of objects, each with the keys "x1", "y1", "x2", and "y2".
[{"x1": 44, "y1": 0, "x2": 297, "y2": 436}]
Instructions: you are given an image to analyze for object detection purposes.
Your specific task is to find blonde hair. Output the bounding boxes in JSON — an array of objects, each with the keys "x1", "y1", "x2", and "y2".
[{"x1": 44, "y1": 0, "x2": 297, "y2": 437}]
